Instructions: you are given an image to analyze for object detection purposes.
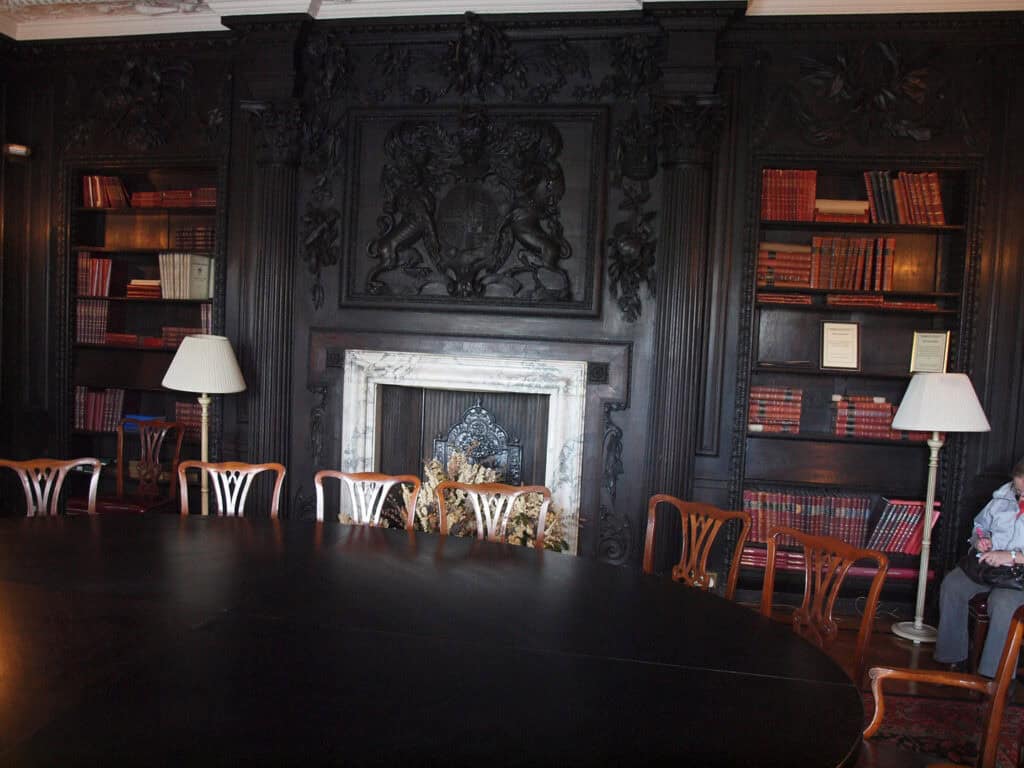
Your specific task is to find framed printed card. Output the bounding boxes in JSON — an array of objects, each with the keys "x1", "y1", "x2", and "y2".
[
  {"x1": 821, "y1": 322, "x2": 860, "y2": 371},
  {"x1": 910, "y1": 331, "x2": 951, "y2": 373}
]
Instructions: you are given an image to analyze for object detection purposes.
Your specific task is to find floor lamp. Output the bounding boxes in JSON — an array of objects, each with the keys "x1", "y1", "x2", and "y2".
[
  {"x1": 890, "y1": 372, "x2": 990, "y2": 644},
  {"x1": 162, "y1": 335, "x2": 246, "y2": 516}
]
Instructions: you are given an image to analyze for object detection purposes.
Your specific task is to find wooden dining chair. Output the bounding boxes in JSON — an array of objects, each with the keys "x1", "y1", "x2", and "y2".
[
  {"x1": 177, "y1": 460, "x2": 286, "y2": 518},
  {"x1": 435, "y1": 481, "x2": 551, "y2": 550},
  {"x1": 642, "y1": 494, "x2": 752, "y2": 600},
  {"x1": 67, "y1": 418, "x2": 183, "y2": 515},
  {"x1": 0, "y1": 457, "x2": 101, "y2": 516},
  {"x1": 761, "y1": 525, "x2": 888, "y2": 686},
  {"x1": 857, "y1": 604, "x2": 1024, "y2": 768},
  {"x1": 314, "y1": 471, "x2": 421, "y2": 528}
]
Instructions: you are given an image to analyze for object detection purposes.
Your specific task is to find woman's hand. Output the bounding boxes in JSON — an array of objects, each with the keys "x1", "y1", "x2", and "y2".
[
  {"x1": 980, "y1": 549, "x2": 1016, "y2": 566},
  {"x1": 977, "y1": 535, "x2": 993, "y2": 552}
]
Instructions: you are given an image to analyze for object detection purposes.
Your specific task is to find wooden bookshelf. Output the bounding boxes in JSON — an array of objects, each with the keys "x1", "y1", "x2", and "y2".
[
  {"x1": 736, "y1": 161, "x2": 976, "y2": 603},
  {"x1": 67, "y1": 164, "x2": 220, "y2": 492}
]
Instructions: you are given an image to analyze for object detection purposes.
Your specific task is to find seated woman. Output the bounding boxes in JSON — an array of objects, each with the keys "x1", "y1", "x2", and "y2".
[{"x1": 935, "y1": 458, "x2": 1024, "y2": 677}]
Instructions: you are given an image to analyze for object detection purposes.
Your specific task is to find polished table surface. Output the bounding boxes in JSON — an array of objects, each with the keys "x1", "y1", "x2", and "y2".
[{"x1": 0, "y1": 516, "x2": 863, "y2": 766}]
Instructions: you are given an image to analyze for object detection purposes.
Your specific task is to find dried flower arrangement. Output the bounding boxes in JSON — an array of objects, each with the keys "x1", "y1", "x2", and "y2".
[{"x1": 397, "y1": 450, "x2": 569, "y2": 552}]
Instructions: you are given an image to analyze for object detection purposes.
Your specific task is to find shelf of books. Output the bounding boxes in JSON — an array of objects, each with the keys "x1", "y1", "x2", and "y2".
[
  {"x1": 68, "y1": 165, "x2": 219, "y2": 487},
  {"x1": 739, "y1": 487, "x2": 939, "y2": 583},
  {"x1": 738, "y1": 160, "x2": 971, "y2": 601}
]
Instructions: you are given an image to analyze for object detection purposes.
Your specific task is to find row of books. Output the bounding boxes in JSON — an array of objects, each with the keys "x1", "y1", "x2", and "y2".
[
  {"x1": 159, "y1": 253, "x2": 213, "y2": 300},
  {"x1": 748, "y1": 385, "x2": 802, "y2": 434},
  {"x1": 865, "y1": 499, "x2": 941, "y2": 554},
  {"x1": 813, "y1": 198, "x2": 869, "y2": 223},
  {"x1": 76, "y1": 253, "x2": 112, "y2": 297},
  {"x1": 163, "y1": 326, "x2": 206, "y2": 348},
  {"x1": 830, "y1": 394, "x2": 931, "y2": 442},
  {"x1": 76, "y1": 300, "x2": 110, "y2": 344},
  {"x1": 131, "y1": 187, "x2": 217, "y2": 208},
  {"x1": 103, "y1": 333, "x2": 163, "y2": 348},
  {"x1": 741, "y1": 489, "x2": 874, "y2": 548},
  {"x1": 864, "y1": 171, "x2": 946, "y2": 226},
  {"x1": 738, "y1": 547, "x2": 933, "y2": 581},
  {"x1": 82, "y1": 175, "x2": 129, "y2": 208},
  {"x1": 757, "y1": 292, "x2": 941, "y2": 311},
  {"x1": 80, "y1": 321, "x2": 211, "y2": 349},
  {"x1": 174, "y1": 225, "x2": 215, "y2": 251},
  {"x1": 73, "y1": 386, "x2": 125, "y2": 432},
  {"x1": 126, "y1": 279, "x2": 161, "y2": 299},
  {"x1": 175, "y1": 402, "x2": 202, "y2": 442},
  {"x1": 758, "y1": 168, "x2": 948, "y2": 226},
  {"x1": 760, "y1": 169, "x2": 817, "y2": 221},
  {"x1": 757, "y1": 237, "x2": 895, "y2": 291},
  {"x1": 757, "y1": 293, "x2": 813, "y2": 306}
]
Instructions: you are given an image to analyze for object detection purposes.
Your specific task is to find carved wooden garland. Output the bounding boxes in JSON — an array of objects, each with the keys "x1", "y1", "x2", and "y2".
[
  {"x1": 598, "y1": 401, "x2": 632, "y2": 564},
  {"x1": 755, "y1": 41, "x2": 980, "y2": 149},
  {"x1": 599, "y1": 32, "x2": 664, "y2": 324},
  {"x1": 64, "y1": 55, "x2": 198, "y2": 151}
]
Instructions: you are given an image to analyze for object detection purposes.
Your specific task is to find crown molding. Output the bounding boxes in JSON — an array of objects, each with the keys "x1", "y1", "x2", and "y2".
[
  {"x1": 314, "y1": 0, "x2": 642, "y2": 19},
  {"x1": 746, "y1": 0, "x2": 1024, "y2": 13},
  {"x1": 14, "y1": 12, "x2": 224, "y2": 41},
  {"x1": 3, "y1": 0, "x2": 1023, "y2": 42}
]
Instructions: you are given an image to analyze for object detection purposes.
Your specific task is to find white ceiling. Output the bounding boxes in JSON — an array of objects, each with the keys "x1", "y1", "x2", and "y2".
[{"x1": 1, "y1": 0, "x2": 1022, "y2": 42}]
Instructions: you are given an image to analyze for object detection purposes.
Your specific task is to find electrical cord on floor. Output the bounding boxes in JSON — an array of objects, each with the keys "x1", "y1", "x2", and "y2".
[{"x1": 855, "y1": 594, "x2": 903, "y2": 619}]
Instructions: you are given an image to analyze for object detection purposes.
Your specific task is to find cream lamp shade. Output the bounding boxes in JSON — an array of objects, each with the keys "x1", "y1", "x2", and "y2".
[
  {"x1": 162, "y1": 335, "x2": 246, "y2": 394},
  {"x1": 891, "y1": 372, "x2": 990, "y2": 433}
]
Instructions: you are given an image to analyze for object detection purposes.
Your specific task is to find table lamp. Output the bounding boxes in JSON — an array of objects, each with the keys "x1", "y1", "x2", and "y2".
[
  {"x1": 162, "y1": 334, "x2": 246, "y2": 516},
  {"x1": 890, "y1": 372, "x2": 990, "y2": 643}
]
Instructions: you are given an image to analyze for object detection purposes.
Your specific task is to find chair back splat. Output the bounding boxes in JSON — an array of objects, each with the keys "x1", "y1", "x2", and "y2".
[
  {"x1": 642, "y1": 494, "x2": 751, "y2": 601},
  {"x1": 314, "y1": 471, "x2": 421, "y2": 528},
  {"x1": 0, "y1": 457, "x2": 101, "y2": 516},
  {"x1": 761, "y1": 525, "x2": 887, "y2": 686},
  {"x1": 68, "y1": 418, "x2": 184, "y2": 515},
  {"x1": 435, "y1": 481, "x2": 551, "y2": 550},
  {"x1": 177, "y1": 461, "x2": 286, "y2": 518}
]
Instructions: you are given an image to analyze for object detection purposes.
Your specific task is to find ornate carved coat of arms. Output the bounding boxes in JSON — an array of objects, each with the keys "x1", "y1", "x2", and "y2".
[{"x1": 361, "y1": 110, "x2": 577, "y2": 304}]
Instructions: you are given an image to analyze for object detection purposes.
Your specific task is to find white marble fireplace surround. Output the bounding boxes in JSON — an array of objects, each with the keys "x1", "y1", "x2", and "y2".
[{"x1": 340, "y1": 349, "x2": 587, "y2": 554}]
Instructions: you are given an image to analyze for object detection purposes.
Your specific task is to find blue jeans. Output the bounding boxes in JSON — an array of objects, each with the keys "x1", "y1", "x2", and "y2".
[{"x1": 934, "y1": 566, "x2": 1024, "y2": 677}]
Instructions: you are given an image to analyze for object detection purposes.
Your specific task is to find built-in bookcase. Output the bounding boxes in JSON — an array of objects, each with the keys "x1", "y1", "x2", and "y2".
[
  {"x1": 66, "y1": 163, "x2": 221, "y2": 496},
  {"x1": 736, "y1": 159, "x2": 977, "y2": 604}
]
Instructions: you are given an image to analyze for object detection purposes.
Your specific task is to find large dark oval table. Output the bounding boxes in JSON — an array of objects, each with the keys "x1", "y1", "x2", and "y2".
[{"x1": 0, "y1": 515, "x2": 863, "y2": 766}]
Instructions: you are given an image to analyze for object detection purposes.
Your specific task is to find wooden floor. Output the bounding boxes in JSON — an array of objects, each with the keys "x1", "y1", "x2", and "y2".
[
  {"x1": 827, "y1": 613, "x2": 1024, "y2": 702},
  {"x1": 737, "y1": 600, "x2": 1014, "y2": 700}
]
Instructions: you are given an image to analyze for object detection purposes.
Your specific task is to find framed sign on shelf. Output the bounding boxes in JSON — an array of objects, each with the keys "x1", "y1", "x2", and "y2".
[
  {"x1": 910, "y1": 331, "x2": 951, "y2": 373},
  {"x1": 820, "y1": 321, "x2": 860, "y2": 371}
]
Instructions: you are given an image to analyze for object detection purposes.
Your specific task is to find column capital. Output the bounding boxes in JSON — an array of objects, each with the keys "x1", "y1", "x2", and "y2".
[
  {"x1": 657, "y1": 92, "x2": 725, "y2": 167},
  {"x1": 242, "y1": 99, "x2": 302, "y2": 167}
]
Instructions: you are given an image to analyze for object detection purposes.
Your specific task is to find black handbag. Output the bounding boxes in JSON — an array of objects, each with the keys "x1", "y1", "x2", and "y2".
[{"x1": 959, "y1": 547, "x2": 1024, "y2": 590}]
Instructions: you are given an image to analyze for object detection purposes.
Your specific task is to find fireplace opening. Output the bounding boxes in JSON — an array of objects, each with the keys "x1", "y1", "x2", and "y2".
[{"x1": 378, "y1": 388, "x2": 549, "y2": 485}]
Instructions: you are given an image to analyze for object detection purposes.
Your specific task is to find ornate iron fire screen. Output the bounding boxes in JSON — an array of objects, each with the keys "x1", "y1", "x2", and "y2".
[{"x1": 432, "y1": 400, "x2": 523, "y2": 486}]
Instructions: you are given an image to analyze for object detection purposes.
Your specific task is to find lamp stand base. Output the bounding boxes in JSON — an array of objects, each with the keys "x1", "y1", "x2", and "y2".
[{"x1": 892, "y1": 620, "x2": 937, "y2": 644}]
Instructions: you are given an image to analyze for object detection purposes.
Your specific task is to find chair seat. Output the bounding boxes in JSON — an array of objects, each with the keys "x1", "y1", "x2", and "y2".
[
  {"x1": 67, "y1": 494, "x2": 178, "y2": 515},
  {"x1": 969, "y1": 592, "x2": 990, "y2": 618}
]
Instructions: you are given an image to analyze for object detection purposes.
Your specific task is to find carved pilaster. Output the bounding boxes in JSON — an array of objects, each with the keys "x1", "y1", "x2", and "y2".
[
  {"x1": 243, "y1": 100, "x2": 300, "y2": 481},
  {"x1": 644, "y1": 94, "x2": 722, "y2": 504}
]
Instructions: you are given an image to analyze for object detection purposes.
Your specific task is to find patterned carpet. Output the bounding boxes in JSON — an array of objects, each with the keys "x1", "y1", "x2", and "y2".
[{"x1": 862, "y1": 692, "x2": 1022, "y2": 767}]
